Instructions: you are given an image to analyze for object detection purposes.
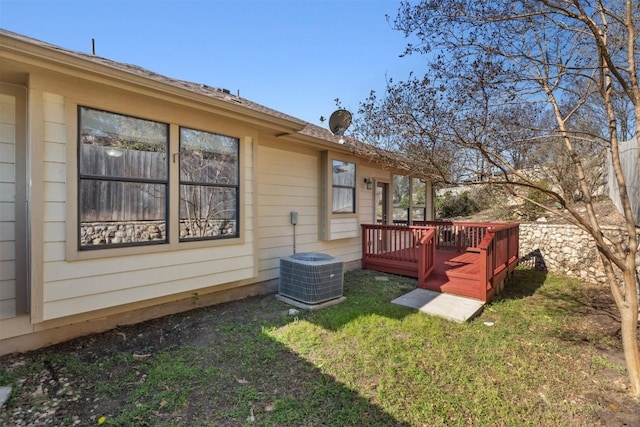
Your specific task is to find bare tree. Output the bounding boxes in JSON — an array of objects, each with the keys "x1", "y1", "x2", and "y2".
[{"x1": 354, "y1": 0, "x2": 640, "y2": 397}]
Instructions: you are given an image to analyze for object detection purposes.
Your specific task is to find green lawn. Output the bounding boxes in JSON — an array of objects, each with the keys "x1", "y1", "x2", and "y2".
[{"x1": 0, "y1": 268, "x2": 634, "y2": 426}]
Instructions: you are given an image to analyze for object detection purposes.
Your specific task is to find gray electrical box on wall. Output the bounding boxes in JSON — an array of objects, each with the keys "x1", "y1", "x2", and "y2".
[{"x1": 290, "y1": 211, "x2": 298, "y2": 225}]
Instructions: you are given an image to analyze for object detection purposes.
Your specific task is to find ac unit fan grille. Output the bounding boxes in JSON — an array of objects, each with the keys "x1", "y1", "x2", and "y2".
[{"x1": 279, "y1": 253, "x2": 344, "y2": 304}]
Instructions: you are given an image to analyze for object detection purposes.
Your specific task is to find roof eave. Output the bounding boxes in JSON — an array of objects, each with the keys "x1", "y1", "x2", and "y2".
[{"x1": 0, "y1": 32, "x2": 306, "y2": 134}]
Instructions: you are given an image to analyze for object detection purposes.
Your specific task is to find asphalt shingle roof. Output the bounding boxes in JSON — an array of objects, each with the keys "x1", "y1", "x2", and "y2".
[{"x1": 1, "y1": 29, "x2": 434, "y2": 178}]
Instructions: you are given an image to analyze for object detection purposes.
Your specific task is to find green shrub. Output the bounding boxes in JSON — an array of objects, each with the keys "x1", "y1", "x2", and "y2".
[
  {"x1": 521, "y1": 181, "x2": 550, "y2": 220},
  {"x1": 438, "y1": 191, "x2": 479, "y2": 218}
]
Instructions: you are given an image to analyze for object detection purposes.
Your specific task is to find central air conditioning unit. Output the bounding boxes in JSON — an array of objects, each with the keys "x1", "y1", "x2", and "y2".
[{"x1": 279, "y1": 252, "x2": 344, "y2": 305}]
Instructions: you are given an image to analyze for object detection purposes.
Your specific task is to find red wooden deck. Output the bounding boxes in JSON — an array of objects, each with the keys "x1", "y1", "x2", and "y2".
[
  {"x1": 362, "y1": 222, "x2": 519, "y2": 302},
  {"x1": 422, "y1": 250, "x2": 484, "y2": 301}
]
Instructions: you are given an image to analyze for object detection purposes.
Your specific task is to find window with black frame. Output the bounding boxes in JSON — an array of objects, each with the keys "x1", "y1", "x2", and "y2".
[
  {"x1": 78, "y1": 106, "x2": 169, "y2": 249},
  {"x1": 332, "y1": 160, "x2": 356, "y2": 213},
  {"x1": 179, "y1": 127, "x2": 239, "y2": 241}
]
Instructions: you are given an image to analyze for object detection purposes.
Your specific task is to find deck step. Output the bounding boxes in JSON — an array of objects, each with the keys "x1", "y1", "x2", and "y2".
[
  {"x1": 440, "y1": 269, "x2": 479, "y2": 281},
  {"x1": 420, "y1": 273, "x2": 485, "y2": 301}
]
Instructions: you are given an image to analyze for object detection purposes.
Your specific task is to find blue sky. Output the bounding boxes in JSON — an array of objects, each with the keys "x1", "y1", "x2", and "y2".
[{"x1": 0, "y1": 0, "x2": 424, "y2": 126}]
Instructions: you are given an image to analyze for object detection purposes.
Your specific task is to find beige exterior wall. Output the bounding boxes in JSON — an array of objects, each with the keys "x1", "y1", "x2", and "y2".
[
  {"x1": 0, "y1": 91, "x2": 17, "y2": 319},
  {"x1": 254, "y1": 140, "x2": 382, "y2": 283},
  {"x1": 0, "y1": 37, "x2": 431, "y2": 354},
  {"x1": 38, "y1": 86, "x2": 256, "y2": 321},
  {"x1": 0, "y1": 69, "x2": 259, "y2": 347}
]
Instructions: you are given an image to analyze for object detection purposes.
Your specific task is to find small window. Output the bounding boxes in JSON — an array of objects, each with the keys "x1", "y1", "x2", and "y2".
[
  {"x1": 332, "y1": 160, "x2": 355, "y2": 213},
  {"x1": 393, "y1": 174, "x2": 409, "y2": 223},
  {"x1": 411, "y1": 178, "x2": 426, "y2": 221},
  {"x1": 179, "y1": 127, "x2": 239, "y2": 241},
  {"x1": 78, "y1": 107, "x2": 169, "y2": 249}
]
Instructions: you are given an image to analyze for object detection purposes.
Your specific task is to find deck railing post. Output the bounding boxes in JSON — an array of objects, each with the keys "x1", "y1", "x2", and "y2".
[{"x1": 417, "y1": 238, "x2": 425, "y2": 286}]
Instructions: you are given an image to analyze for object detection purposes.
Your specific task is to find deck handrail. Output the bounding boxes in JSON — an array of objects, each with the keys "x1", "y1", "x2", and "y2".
[
  {"x1": 361, "y1": 224, "x2": 436, "y2": 285},
  {"x1": 414, "y1": 220, "x2": 516, "y2": 253},
  {"x1": 414, "y1": 221, "x2": 485, "y2": 251},
  {"x1": 477, "y1": 223, "x2": 520, "y2": 298},
  {"x1": 417, "y1": 228, "x2": 436, "y2": 287}
]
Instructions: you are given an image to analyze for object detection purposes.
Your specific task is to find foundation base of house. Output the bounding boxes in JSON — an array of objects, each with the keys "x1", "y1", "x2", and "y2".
[
  {"x1": 0, "y1": 261, "x2": 362, "y2": 356},
  {"x1": 0, "y1": 279, "x2": 279, "y2": 356},
  {"x1": 275, "y1": 294, "x2": 347, "y2": 311}
]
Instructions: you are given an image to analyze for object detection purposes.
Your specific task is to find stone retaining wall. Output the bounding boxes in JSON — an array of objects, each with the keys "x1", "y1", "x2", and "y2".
[
  {"x1": 80, "y1": 220, "x2": 236, "y2": 246},
  {"x1": 518, "y1": 222, "x2": 640, "y2": 284},
  {"x1": 81, "y1": 221, "x2": 166, "y2": 246}
]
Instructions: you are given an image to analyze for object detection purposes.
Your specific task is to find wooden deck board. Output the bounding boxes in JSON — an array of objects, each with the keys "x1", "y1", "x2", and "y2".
[
  {"x1": 435, "y1": 250, "x2": 480, "y2": 278},
  {"x1": 364, "y1": 249, "x2": 486, "y2": 299}
]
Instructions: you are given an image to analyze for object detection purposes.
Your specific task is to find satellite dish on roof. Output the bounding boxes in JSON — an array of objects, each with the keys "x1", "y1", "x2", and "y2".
[{"x1": 328, "y1": 109, "x2": 352, "y2": 137}]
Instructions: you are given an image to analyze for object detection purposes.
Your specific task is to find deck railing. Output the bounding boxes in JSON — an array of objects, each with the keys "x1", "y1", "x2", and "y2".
[
  {"x1": 362, "y1": 221, "x2": 519, "y2": 302},
  {"x1": 361, "y1": 224, "x2": 436, "y2": 286},
  {"x1": 477, "y1": 223, "x2": 520, "y2": 299},
  {"x1": 413, "y1": 221, "x2": 514, "y2": 252}
]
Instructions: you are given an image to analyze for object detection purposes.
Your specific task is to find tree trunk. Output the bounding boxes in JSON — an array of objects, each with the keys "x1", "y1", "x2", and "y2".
[
  {"x1": 608, "y1": 259, "x2": 640, "y2": 397},
  {"x1": 619, "y1": 296, "x2": 640, "y2": 396}
]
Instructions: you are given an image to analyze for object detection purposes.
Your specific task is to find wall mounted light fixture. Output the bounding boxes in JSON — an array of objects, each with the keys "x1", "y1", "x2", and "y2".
[{"x1": 364, "y1": 177, "x2": 373, "y2": 190}]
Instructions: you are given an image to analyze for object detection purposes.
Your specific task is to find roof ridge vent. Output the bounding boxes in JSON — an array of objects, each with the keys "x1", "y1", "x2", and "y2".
[{"x1": 198, "y1": 84, "x2": 231, "y2": 95}]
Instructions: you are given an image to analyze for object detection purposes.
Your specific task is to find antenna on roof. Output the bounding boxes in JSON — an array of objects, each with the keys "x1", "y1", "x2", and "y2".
[
  {"x1": 91, "y1": 38, "x2": 95, "y2": 55},
  {"x1": 328, "y1": 109, "x2": 352, "y2": 144}
]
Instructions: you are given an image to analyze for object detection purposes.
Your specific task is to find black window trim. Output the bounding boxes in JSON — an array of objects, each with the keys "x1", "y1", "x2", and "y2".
[
  {"x1": 331, "y1": 159, "x2": 356, "y2": 214},
  {"x1": 77, "y1": 105, "x2": 170, "y2": 251},
  {"x1": 178, "y1": 125, "x2": 241, "y2": 242}
]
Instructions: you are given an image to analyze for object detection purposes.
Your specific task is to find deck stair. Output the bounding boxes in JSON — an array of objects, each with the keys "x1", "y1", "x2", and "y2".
[
  {"x1": 420, "y1": 250, "x2": 485, "y2": 301},
  {"x1": 362, "y1": 221, "x2": 520, "y2": 303}
]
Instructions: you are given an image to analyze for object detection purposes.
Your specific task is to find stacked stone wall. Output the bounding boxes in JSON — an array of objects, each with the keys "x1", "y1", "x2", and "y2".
[
  {"x1": 81, "y1": 221, "x2": 166, "y2": 246},
  {"x1": 80, "y1": 220, "x2": 236, "y2": 246},
  {"x1": 518, "y1": 223, "x2": 639, "y2": 284}
]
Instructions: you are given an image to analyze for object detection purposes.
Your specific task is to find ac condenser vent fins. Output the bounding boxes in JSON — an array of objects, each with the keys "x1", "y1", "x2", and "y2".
[{"x1": 279, "y1": 253, "x2": 344, "y2": 304}]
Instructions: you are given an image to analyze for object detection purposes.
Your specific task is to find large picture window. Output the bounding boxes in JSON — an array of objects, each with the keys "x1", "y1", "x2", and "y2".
[
  {"x1": 332, "y1": 160, "x2": 356, "y2": 213},
  {"x1": 179, "y1": 127, "x2": 239, "y2": 241},
  {"x1": 78, "y1": 107, "x2": 169, "y2": 249}
]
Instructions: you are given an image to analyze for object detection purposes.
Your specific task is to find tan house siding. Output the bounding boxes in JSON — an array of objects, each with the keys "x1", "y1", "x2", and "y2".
[
  {"x1": 358, "y1": 171, "x2": 376, "y2": 225},
  {"x1": 256, "y1": 142, "x2": 320, "y2": 281},
  {"x1": 0, "y1": 91, "x2": 16, "y2": 319},
  {"x1": 328, "y1": 218, "x2": 359, "y2": 240},
  {"x1": 42, "y1": 92, "x2": 67, "y2": 266},
  {"x1": 0, "y1": 30, "x2": 434, "y2": 354},
  {"x1": 32, "y1": 87, "x2": 257, "y2": 321},
  {"x1": 255, "y1": 142, "x2": 379, "y2": 282}
]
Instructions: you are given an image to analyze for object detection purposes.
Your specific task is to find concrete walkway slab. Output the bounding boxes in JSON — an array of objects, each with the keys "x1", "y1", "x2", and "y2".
[
  {"x1": 391, "y1": 289, "x2": 484, "y2": 323},
  {"x1": 0, "y1": 385, "x2": 12, "y2": 407}
]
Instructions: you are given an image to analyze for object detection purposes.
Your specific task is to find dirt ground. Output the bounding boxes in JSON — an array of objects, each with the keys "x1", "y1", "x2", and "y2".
[
  {"x1": 569, "y1": 289, "x2": 640, "y2": 427},
  {"x1": 1, "y1": 199, "x2": 639, "y2": 425},
  {"x1": 1, "y1": 284, "x2": 640, "y2": 426},
  {"x1": 0, "y1": 296, "x2": 302, "y2": 426},
  {"x1": 460, "y1": 198, "x2": 630, "y2": 227}
]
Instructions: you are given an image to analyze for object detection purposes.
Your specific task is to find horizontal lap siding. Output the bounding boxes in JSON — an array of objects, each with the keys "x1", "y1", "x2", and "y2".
[
  {"x1": 358, "y1": 165, "x2": 379, "y2": 225},
  {"x1": 257, "y1": 145, "x2": 318, "y2": 281},
  {"x1": 256, "y1": 145, "x2": 363, "y2": 282},
  {"x1": 43, "y1": 257, "x2": 255, "y2": 319},
  {"x1": 40, "y1": 93, "x2": 255, "y2": 321},
  {"x1": 0, "y1": 93, "x2": 16, "y2": 319},
  {"x1": 329, "y1": 218, "x2": 358, "y2": 239},
  {"x1": 42, "y1": 95, "x2": 66, "y2": 266}
]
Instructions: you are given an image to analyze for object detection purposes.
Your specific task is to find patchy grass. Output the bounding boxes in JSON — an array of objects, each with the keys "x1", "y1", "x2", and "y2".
[{"x1": 1, "y1": 269, "x2": 638, "y2": 426}]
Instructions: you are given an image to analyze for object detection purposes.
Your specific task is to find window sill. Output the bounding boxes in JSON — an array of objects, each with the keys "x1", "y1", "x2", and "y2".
[{"x1": 66, "y1": 236, "x2": 245, "y2": 262}]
